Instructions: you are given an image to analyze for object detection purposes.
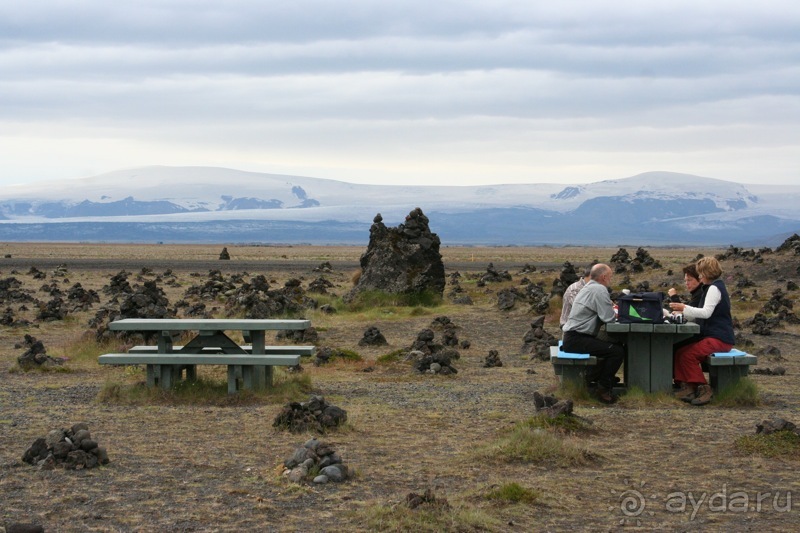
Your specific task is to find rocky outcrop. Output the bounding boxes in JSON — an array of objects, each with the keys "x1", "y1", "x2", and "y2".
[{"x1": 346, "y1": 209, "x2": 445, "y2": 301}]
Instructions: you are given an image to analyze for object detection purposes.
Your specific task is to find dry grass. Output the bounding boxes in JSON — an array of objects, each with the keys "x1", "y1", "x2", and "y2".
[{"x1": 1, "y1": 243, "x2": 798, "y2": 531}]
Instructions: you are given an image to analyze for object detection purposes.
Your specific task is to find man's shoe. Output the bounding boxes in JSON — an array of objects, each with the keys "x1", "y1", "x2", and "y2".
[
  {"x1": 594, "y1": 388, "x2": 617, "y2": 405},
  {"x1": 674, "y1": 383, "x2": 696, "y2": 402},
  {"x1": 691, "y1": 384, "x2": 713, "y2": 406}
]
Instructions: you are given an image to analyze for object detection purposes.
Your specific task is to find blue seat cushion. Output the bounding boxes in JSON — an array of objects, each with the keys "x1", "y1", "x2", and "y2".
[
  {"x1": 557, "y1": 340, "x2": 591, "y2": 359},
  {"x1": 711, "y1": 349, "x2": 748, "y2": 357}
]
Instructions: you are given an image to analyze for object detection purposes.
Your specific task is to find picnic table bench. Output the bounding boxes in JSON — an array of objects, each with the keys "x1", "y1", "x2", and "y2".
[{"x1": 99, "y1": 318, "x2": 313, "y2": 394}]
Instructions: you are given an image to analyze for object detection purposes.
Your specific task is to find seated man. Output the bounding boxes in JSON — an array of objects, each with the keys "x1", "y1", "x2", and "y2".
[{"x1": 562, "y1": 263, "x2": 624, "y2": 403}]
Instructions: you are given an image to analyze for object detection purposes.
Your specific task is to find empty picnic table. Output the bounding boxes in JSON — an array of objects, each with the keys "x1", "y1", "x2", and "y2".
[{"x1": 99, "y1": 318, "x2": 313, "y2": 393}]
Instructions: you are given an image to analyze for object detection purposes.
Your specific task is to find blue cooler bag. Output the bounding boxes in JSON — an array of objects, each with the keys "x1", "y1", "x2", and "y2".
[{"x1": 617, "y1": 292, "x2": 665, "y2": 324}]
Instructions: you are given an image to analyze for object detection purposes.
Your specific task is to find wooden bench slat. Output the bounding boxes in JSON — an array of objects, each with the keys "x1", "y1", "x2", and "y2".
[
  {"x1": 99, "y1": 353, "x2": 301, "y2": 366},
  {"x1": 127, "y1": 345, "x2": 315, "y2": 356},
  {"x1": 108, "y1": 318, "x2": 310, "y2": 331}
]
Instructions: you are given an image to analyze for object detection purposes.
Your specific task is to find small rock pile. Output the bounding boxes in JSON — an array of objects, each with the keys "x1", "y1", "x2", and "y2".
[
  {"x1": 16, "y1": 335, "x2": 64, "y2": 370},
  {"x1": 358, "y1": 326, "x2": 388, "y2": 346},
  {"x1": 408, "y1": 328, "x2": 462, "y2": 372},
  {"x1": 283, "y1": 438, "x2": 349, "y2": 484},
  {"x1": 276, "y1": 325, "x2": 319, "y2": 344},
  {"x1": 307, "y1": 277, "x2": 334, "y2": 294},
  {"x1": 551, "y1": 261, "x2": 580, "y2": 296},
  {"x1": 227, "y1": 277, "x2": 318, "y2": 319},
  {"x1": 482, "y1": 350, "x2": 503, "y2": 368},
  {"x1": 446, "y1": 272, "x2": 473, "y2": 305},
  {"x1": 430, "y1": 316, "x2": 460, "y2": 346},
  {"x1": 751, "y1": 367, "x2": 786, "y2": 376},
  {"x1": 533, "y1": 391, "x2": 574, "y2": 419},
  {"x1": 756, "y1": 418, "x2": 799, "y2": 435},
  {"x1": 716, "y1": 245, "x2": 769, "y2": 263},
  {"x1": 478, "y1": 262, "x2": 512, "y2": 285},
  {"x1": 22, "y1": 422, "x2": 109, "y2": 471},
  {"x1": 102, "y1": 270, "x2": 134, "y2": 297},
  {"x1": 520, "y1": 316, "x2": 558, "y2": 361},
  {"x1": 406, "y1": 488, "x2": 450, "y2": 510},
  {"x1": 0, "y1": 277, "x2": 36, "y2": 304},
  {"x1": 411, "y1": 349, "x2": 459, "y2": 375},
  {"x1": 1, "y1": 306, "x2": 31, "y2": 327},
  {"x1": 313, "y1": 347, "x2": 360, "y2": 366},
  {"x1": 273, "y1": 396, "x2": 348, "y2": 433},
  {"x1": 313, "y1": 261, "x2": 333, "y2": 273},
  {"x1": 219, "y1": 247, "x2": 231, "y2": 260},
  {"x1": 183, "y1": 269, "x2": 239, "y2": 300}
]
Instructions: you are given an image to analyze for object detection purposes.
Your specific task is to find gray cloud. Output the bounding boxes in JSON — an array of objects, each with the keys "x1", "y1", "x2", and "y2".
[{"x1": 0, "y1": 1, "x2": 799, "y2": 186}]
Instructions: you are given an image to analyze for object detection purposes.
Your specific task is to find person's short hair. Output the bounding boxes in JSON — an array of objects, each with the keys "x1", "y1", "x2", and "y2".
[
  {"x1": 682, "y1": 263, "x2": 700, "y2": 281},
  {"x1": 590, "y1": 263, "x2": 610, "y2": 281},
  {"x1": 696, "y1": 257, "x2": 722, "y2": 281},
  {"x1": 582, "y1": 267, "x2": 592, "y2": 278}
]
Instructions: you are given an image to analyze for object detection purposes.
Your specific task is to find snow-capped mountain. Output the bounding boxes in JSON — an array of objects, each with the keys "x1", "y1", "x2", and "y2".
[{"x1": 0, "y1": 166, "x2": 797, "y2": 245}]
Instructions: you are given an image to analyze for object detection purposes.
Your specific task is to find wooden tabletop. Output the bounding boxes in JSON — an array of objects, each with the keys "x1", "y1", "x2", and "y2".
[
  {"x1": 605, "y1": 322, "x2": 700, "y2": 334},
  {"x1": 108, "y1": 318, "x2": 311, "y2": 331}
]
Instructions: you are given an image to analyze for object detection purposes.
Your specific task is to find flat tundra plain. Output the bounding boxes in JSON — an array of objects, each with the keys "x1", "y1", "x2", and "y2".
[{"x1": 0, "y1": 243, "x2": 798, "y2": 532}]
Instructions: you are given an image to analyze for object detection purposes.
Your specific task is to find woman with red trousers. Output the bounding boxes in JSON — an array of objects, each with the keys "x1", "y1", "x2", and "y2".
[{"x1": 669, "y1": 257, "x2": 735, "y2": 406}]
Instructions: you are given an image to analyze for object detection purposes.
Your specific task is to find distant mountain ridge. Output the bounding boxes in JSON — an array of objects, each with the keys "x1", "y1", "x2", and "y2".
[{"x1": 0, "y1": 166, "x2": 797, "y2": 246}]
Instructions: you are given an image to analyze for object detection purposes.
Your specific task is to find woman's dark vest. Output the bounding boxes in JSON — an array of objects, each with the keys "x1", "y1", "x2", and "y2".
[{"x1": 698, "y1": 279, "x2": 735, "y2": 345}]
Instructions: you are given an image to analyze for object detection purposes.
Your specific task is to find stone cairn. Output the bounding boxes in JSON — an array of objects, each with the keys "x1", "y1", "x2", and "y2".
[
  {"x1": 550, "y1": 261, "x2": 580, "y2": 297},
  {"x1": 430, "y1": 316, "x2": 461, "y2": 347},
  {"x1": 477, "y1": 263, "x2": 512, "y2": 286},
  {"x1": 283, "y1": 438, "x2": 349, "y2": 484},
  {"x1": 756, "y1": 418, "x2": 799, "y2": 435},
  {"x1": 358, "y1": 326, "x2": 388, "y2": 346},
  {"x1": 521, "y1": 316, "x2": 559, "y2": 361},
  {"x1": 16, "y1": 335, "x2": 64, "y2": 370},
  {"x1": 482, "y1": 350, "x2": 503, "y2": 368},
  {"x1": 313, "y1": 261, "x2": 333, "y2": 273},
  {"x1": 408, "y1": 328, "x2": 459, "y2": 375},
  {"x1": 219, "y1": 247, "x2": 231, "y2": 260},
  {"x1": 345, "y1": 209, "x2": 445, "y2": 302},
  {"x1": 406, "y1": 488, "x2": 450, "y2": 510},
  {"x1": 308, "y1": 277, "x2": 335, "y2": 295},
  {"x1": 533, "y1": 391, "x2": 574, "y2": 419},
  {"x1": 273, "y1": 395, "x2": 348, "y2": 433},
  {"x1": 226, "y1": 277, "x2": 318, "y2": 319},
  {"x1": 93, "y1": 279, "x2": 174, "y2": 342},
  {"x1": 22, "y1": 422, "x2": 109, "y2": 471},
  {"x1": 313, "y1": 347, "x2": 360, "y2": 366},
  {"x1": 446, "y1": 271, "x2": 473, "y2": 305},
  {"x1": 497, "y1": 282, "x2": 551, "y2": 313}
]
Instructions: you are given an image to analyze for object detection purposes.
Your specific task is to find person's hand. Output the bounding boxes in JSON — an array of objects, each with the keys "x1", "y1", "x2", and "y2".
[
  {"x1": 669, "y1": 302, "x2": 685, "y2": 312},
  {"x1": 668, "y1": 288, "x2": 677, "y2": 297}
]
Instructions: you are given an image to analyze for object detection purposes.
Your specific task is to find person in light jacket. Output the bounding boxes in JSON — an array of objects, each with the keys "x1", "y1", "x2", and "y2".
[{"x1": 562, "y1": 263, "x2": 624, "y2": 404}]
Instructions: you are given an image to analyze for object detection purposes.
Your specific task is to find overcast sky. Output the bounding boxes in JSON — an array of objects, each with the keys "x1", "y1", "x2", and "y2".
[{"x1": 1, "y1": 1, "x2": 798, "y2": 188}]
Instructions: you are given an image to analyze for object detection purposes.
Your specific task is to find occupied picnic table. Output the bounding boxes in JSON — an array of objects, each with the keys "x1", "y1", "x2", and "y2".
[
  {"x1": 605, "y1": 321, "x2": 700, "y2": 393},
  {"x1": 99, "y1": 318, "x2": 313, "y2": 393}
]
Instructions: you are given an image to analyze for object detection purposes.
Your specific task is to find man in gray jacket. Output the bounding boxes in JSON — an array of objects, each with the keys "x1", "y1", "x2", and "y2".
[{"x1": 562, "y1": 263, "x2": 624, "y2": 403}]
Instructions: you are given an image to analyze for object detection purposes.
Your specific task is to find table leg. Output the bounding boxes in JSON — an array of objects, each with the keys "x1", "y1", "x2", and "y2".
[
  {"x1": 625, "y1": 332, "x2": 652, "y2": 392},
  {"x1": 146, "y1": 365, "x2": 156, "y2": 387},
  {"x1": 649, "y1": 335, "x2": 675, "y2": 393},
  {"x1": 249, "y1": 331, "x2": 268, "y2": 389},
  {"x1": 227, "y1": 365, "x2": 239, "y2": 394}
]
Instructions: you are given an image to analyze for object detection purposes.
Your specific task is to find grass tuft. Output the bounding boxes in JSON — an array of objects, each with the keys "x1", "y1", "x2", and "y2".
[
  {"x1": 475, "y1": 419, "x2": 596, "y2": 466},
  {"x1": 617, "y1": 386, "x2": 679, "y2": 408},
  {"x1": 358, "y1": 501, "x2": 500, "y2": 532},
  {"x1": 96, "y1": 370, "x2": 312, "y2": 406},
  {"x1": 376, "y1": 349, "x2": 406, "y2": 365},
  {"x1": 523, "y1": 413, "x2": 594, "y2": 435},
  {"x1": 714, "y1": 377, "x2": 760, "y2": 407},
  {"x1": 734, "y1": 430, "x2": 800, "y2": 459},
  {"x1": 485, "y1": 482, "x2": 540, "y2": 504}
]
